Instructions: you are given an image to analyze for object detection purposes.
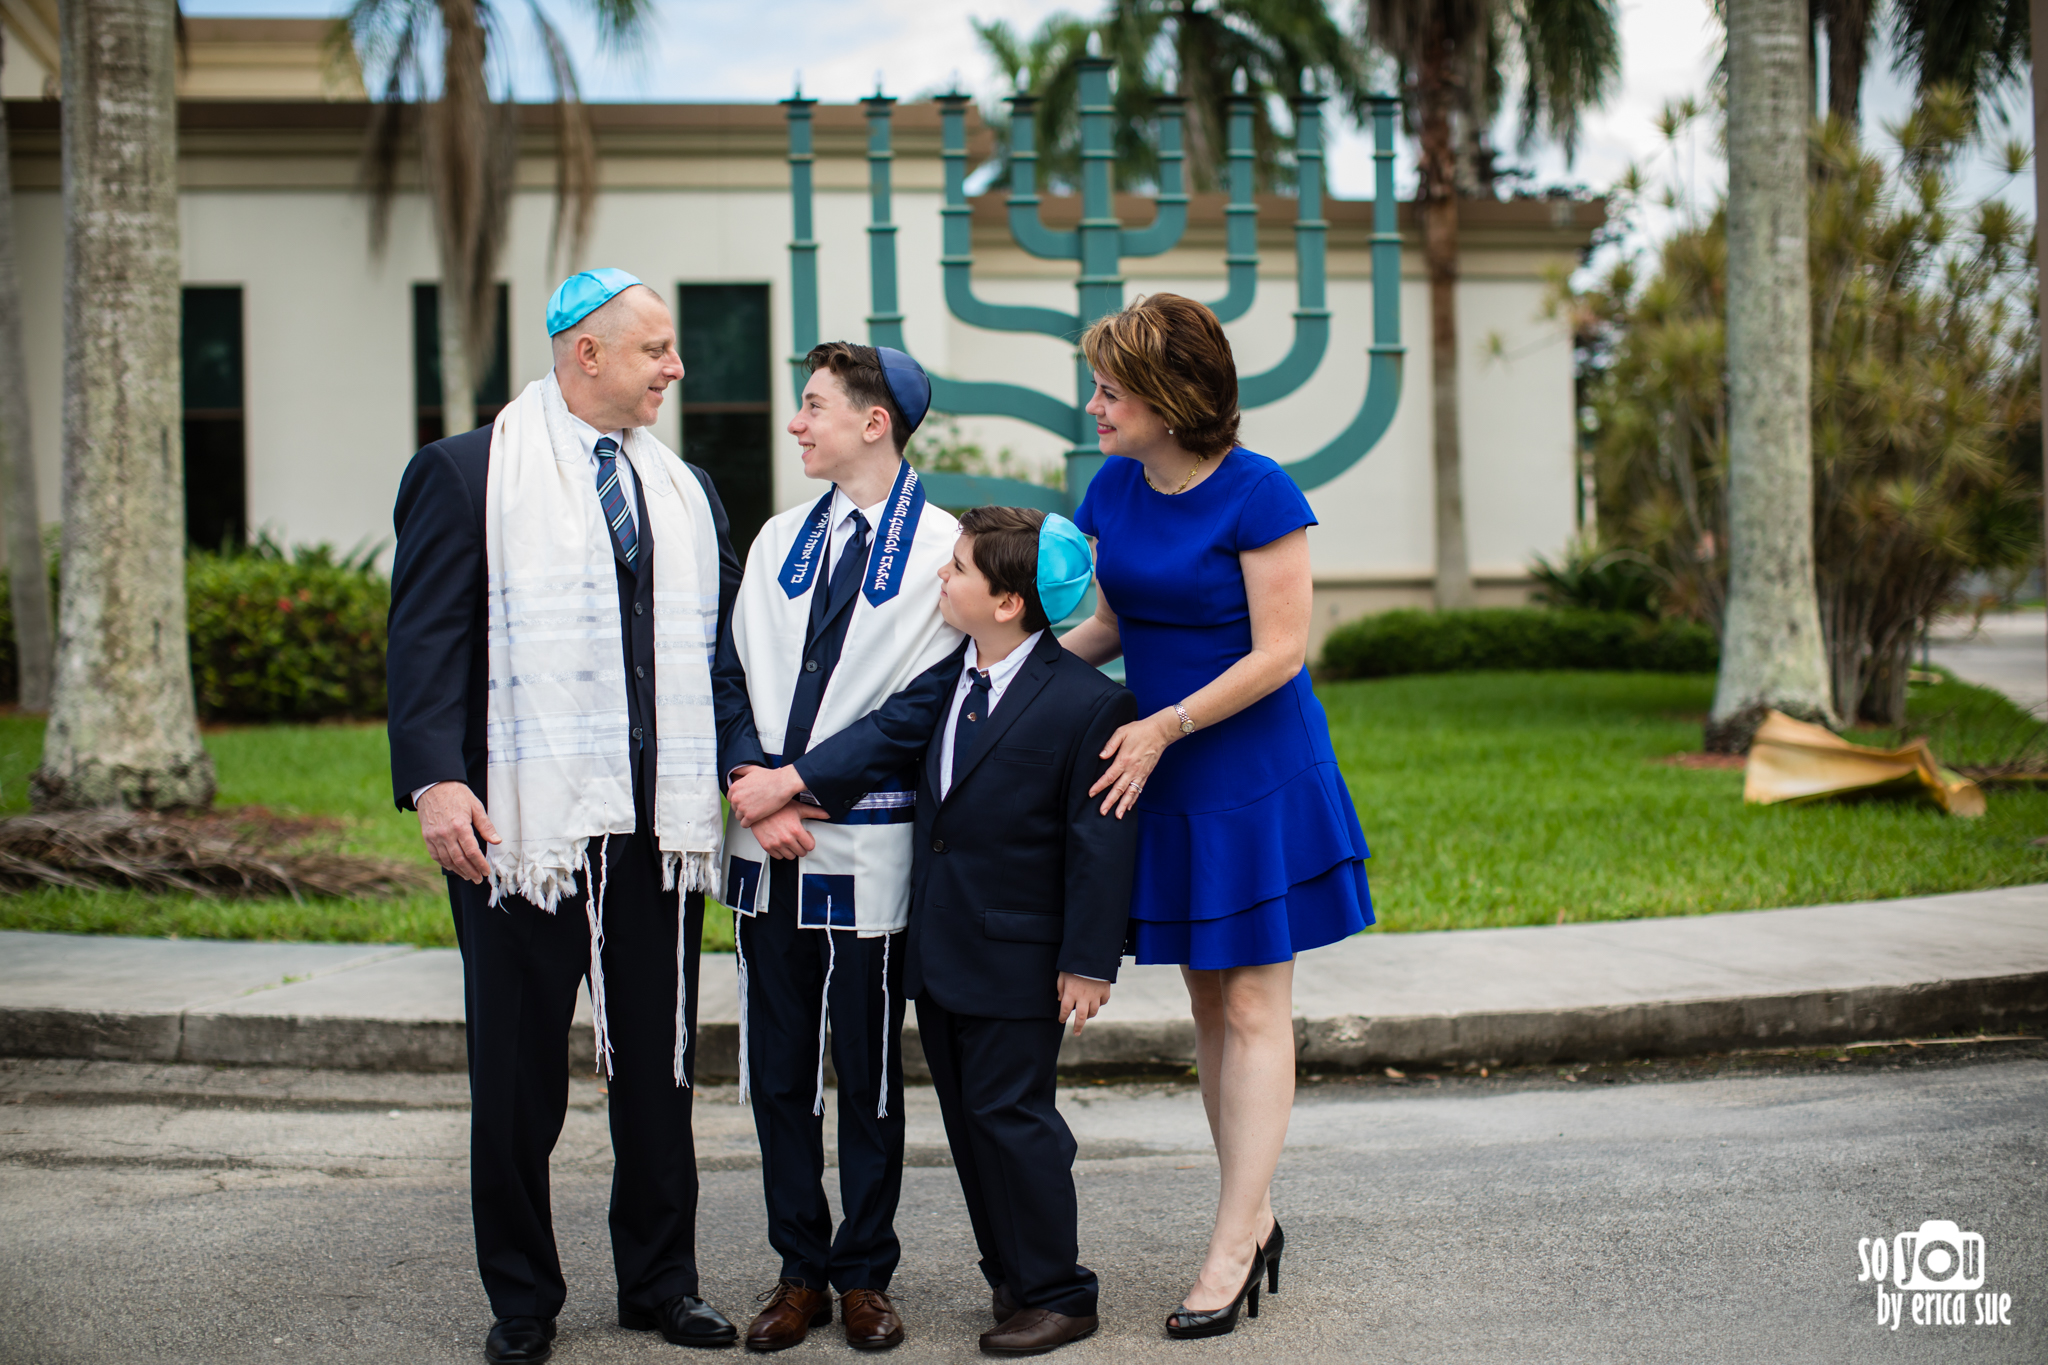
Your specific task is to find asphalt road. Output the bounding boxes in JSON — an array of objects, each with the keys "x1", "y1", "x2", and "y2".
[{"x1": 0, "y1": 1046, "x2": 2042, "y2": 1365}]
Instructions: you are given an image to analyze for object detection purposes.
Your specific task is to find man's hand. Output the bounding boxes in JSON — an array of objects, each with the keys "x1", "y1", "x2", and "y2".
[
  {"x1": 752, "y1": 800, "x2": 831, "y2": 859},
  {"x1": 727, "y1": 763, "x2": 810, "y2": 828},
  {"x1": 417, "y1": 783, "x2": 500, "y2": 884},
  {"x1": 1056, "y1": 973, "x2": 1111, "y2": 1036}
]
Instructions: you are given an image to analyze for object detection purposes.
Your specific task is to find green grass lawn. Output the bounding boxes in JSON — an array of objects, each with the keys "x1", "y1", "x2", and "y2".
[
  {"x1": 0, "y1": 670, "x2": 2042, "y2": 947},
  {"x1": 1325, "y1": 671, "x2": 2048, "y2": 931}
]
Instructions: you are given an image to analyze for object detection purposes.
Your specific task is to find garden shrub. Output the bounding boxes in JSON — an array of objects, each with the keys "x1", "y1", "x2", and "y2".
[
  {"x1": 0, "y1": 543, "x2": 389, "y2": 721},
  {"x1": 186, "y1": 550, "x2": 389, "y2": 721},
  {"x1": 1319, "y1": 608, "x2": 1718, "y2": 680}
]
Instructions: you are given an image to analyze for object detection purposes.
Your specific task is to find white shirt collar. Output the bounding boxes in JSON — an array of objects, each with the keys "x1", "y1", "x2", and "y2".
[
  {"x1": 830, "y1": 484, "x2": 889, "y2": 535},
  {"x1": 964, "y1": 630, "x2": 1043, "y2": 690},
  {"x1": 546, "y1": 369, "x2": 628, "y2": 463}
]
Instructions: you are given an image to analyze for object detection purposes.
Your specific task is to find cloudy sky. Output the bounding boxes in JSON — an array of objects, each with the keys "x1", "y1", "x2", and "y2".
[{"x1": 192, "y1": 0, "x2": 2032, "y2": 257}]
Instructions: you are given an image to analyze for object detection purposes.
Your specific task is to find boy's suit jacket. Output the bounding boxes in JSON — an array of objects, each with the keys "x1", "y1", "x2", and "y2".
[{"x1": 906, "y1": 630, "x2": 1140, "y2": 1020}]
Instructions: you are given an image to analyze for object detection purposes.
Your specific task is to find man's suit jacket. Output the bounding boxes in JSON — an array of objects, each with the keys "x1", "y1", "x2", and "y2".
[
  {"x1": 385, "y1": 423, "x2": 743, "y2": 817},
  {"x1": 905, "y1": 630, "x2": 1139, "y2": 1020}
]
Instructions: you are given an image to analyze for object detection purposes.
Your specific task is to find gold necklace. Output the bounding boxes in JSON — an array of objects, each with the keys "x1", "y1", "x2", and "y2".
[{"x1": 1144, "y1": 450, "x2": 1208, "y2": 495}]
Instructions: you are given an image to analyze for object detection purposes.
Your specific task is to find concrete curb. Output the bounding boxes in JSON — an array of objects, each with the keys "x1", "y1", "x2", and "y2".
[
  {"x1": 6, "y1": 971, "x2": 2042, "y2": 1079},
  {"x1": 5, "y1": 887, "x2": 2044, "y2": 1076}
]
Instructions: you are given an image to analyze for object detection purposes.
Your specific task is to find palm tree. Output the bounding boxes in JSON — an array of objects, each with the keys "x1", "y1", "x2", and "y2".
[
  {"x1": 1805, "y1": 1, "x2": 2029, "y2": 130},
  {"x1": 976, "y1": 0, "x2": 1367, "y2": 193},
  {"x1": 0, "y1": 26, "x2": 55, "y2": 712},
  {"x1": 342, "y1": 0, "x2": 652, "y2": 438},
  {"x1": 1812, "y1": 0, "x2": 1877, "y2": 125},
  {"x1": 1362, "y1": 0, "x2": 1620, "y2": 609},
  {"x1": 36, "y1": 0, "x2": 215, "y2": 809},
  {"x1": 1888, "y1": 0, "x2": 2030, "y2": 119},
  {"x1": 1707, "y1": 0, "x2": 1837, "y2": 750}
]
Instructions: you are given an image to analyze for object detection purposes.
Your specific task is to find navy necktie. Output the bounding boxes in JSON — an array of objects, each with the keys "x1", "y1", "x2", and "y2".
[
  {"x1": 811, "y1": 509, "x2": 870, "y2": 633},
  {"x1": 594, "y1": 436, "x2": 638, "y2": 566},
  {"x1": 951, "y1": 667, "x2": 991, "y2": 790}
]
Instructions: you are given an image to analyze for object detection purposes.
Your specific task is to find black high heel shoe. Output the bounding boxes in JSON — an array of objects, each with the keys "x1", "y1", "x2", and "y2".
[
  {"x1": 1164, "y1": 1243, "x2": 1265, "y2": 1340},
  {"x1": 1262, "y1": 1219, "x2": 1285, "y2": 1293}
]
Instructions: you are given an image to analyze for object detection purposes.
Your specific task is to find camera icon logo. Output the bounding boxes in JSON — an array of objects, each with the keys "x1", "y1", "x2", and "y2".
[{"x1": 1894, "y1": 1220, "x2": 1985, "y2": 1292}]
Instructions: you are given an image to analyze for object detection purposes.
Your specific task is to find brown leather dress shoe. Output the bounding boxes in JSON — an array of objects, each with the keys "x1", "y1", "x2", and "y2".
[
  {"x1": 980, "y1": 1308, "x2": 1099, "y2": 1356},
  {"x1": 744, "y1": 1280, "x2": 832, "y2": 1353},
  {"x1": 991, "y1": 1284, "x2": 1019, "y2": 1325},
  {"x1": 839, "y1": 1288, "x2": 906, "y2": 1350}
]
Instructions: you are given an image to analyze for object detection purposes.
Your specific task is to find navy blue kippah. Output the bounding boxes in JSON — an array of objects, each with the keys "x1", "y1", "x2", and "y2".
[{"x1": 875, "y1": 346, "x2": 931, "y2": 435}]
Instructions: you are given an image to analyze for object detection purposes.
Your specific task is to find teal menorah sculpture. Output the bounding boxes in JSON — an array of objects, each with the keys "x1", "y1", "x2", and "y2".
[{"x1": 781, "y1": 58, "x2": 1404, "y2": 514}]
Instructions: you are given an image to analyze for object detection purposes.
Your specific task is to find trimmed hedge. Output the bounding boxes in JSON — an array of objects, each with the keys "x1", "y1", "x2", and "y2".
[
  {"x1": 1319, "y1": 608, "x2": 1719, "y2": 680},
  {"x1": 0, "y1": 550, "x2": 389, "y2": 722}
]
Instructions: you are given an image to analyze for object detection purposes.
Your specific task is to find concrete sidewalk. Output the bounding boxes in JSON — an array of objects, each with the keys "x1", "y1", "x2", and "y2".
[{"x1": 2, "y1": 884, "x2": 2045, "y2": 1077}]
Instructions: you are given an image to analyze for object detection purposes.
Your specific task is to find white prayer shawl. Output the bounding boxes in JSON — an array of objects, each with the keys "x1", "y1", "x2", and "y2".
[
  {"x1": 723, "y1": 465, "x2": 960, "y2": 1115},
  {"x1": 721, "y1": 467, "x2": 962, "y2": 940},
  {"x1": 483, "y1": 372, "x2": 723, "y2": 1083}
]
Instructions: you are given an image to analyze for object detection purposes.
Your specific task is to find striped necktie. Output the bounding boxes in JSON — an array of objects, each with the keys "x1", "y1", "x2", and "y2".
[{"x1": 594, "y1": 436, "x2": 638, "y2": 566}]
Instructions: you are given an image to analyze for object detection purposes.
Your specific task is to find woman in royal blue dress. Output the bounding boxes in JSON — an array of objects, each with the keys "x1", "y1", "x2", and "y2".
[{"x1": 1062, "y1": 294, "x2": 1373, "y2": 1340}]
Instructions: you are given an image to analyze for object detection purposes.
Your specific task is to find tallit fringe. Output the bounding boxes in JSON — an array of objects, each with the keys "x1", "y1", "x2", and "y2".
[
  {"x1": 877, "y1": 931, "x2": 891, "y2": 1119},
  {"x1": 672, "y1": 884, "x2": 691, "y2": 1089},
  {"x1": 486, "y1": 838, "x2": 591, "y2": 913},
  {"x1": 662, "y1": 850, "x2": 720, "y2": 895},
  {"x1": 734, "y1": 910, "x2": 752, "y2": 1106},
  {"x1": 813, "y1": 926, "x2": 837, "y2": 1118},
  {"x1": 586, "y1": 834, "x2": 615, "y2": 1077}
]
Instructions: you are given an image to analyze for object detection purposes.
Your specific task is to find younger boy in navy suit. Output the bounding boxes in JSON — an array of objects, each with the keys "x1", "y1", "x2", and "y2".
[{"x1": 905, "y1": 505, "x2": 1139, "y2": 1356}]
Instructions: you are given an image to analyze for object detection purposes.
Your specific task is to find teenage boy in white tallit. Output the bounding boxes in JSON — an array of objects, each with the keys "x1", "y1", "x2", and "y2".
[
  {"x1": 713, "y1": 341, "x2": 967, "y2": 1353},
  {"x1": 388, "y1": 269, "x2": 746, "y2": 1363}
]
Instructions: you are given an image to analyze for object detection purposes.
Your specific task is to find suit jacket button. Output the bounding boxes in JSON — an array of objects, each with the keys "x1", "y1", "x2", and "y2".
[
  {"x1": 931, "y1": 838, "x2": 946, "y2": 854},
  {"x1": 631, "y1": 726, "x2": 643, "y2": 741},
  {"x1": 634, "y1": 601, "x2": 644, "y2": 616},
  {"x1": 635, "y1": 665, "x2": 646, "y2": 679},
  {"x1": 804, "y1": 659, "x2": 819, "y2": 673}
]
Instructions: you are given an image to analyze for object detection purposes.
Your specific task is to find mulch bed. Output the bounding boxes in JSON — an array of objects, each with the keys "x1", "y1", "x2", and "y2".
[{"x1": 0, "y1": 807, "x2": 435, "y2": 901}]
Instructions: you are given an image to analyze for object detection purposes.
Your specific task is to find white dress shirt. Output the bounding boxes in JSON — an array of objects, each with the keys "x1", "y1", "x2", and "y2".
[
  {"x1": 937, "y1": 631, "x2": 1043, "y2": 801},
  {"x1": 827, "y1": 486, "x2": 887, "y2": 576},
  {"x1": 562, "y1": 403, "x2": 638, "y2": 536}
]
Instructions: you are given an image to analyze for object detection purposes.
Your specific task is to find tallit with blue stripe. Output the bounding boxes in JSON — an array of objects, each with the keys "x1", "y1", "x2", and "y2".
[{"x1": 724, "y1": 464, "x2": 962, "y2": 937}]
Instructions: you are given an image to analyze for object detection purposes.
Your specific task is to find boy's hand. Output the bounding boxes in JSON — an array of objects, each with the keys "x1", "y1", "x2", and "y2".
[
  {"x1": 728, "y1": 764, "x2": 809, "y2": 827},
  {"x1": 1056, "y1": 972, "x2": 1111, "y2": 1036},
  {"x1": 752, "y1": 800, "x2": 831, "y2": 859}
]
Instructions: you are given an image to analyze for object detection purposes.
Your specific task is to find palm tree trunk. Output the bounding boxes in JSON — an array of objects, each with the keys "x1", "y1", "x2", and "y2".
[
  {"x1": 437, "y1": 259, "x2": 476, "y2": 438},
  {"x1": 0, "y1": 28, "x2": 55, "y2": 710},
  {"x1": 35, "y1": 0, "x2": 214, "y2": 809},
  {"x1": 1418, "y1": 27, "x2": 1472, "y2": 610},
  {"x1": 2033, "y1": 0, "x2": 2047, "y2": 703},
  {"x1": 1822, "y1": 0, "x2": 1871, "y2": 126},
  {"x1": 1707, "y1": 0, "x2": 1836, "y2": 752},
  {"x1": 425, "y1": 0, "x2": 497, "y2": 439}
]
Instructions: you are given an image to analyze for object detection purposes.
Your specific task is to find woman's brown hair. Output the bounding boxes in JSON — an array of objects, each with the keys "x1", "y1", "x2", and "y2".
[{"x1": 1079, "y1": 293, "x2": 1241, "y2": 458}]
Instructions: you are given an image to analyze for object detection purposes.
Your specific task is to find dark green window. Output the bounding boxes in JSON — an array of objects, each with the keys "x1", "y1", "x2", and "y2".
[
  {"x1": 678, "y1": 284, "x2": 773, "y2": 556},
  {"x1": 413, "y1": 283, "x2": 510, "y2": 446},
  {"x1": 182, "y1": 286, "x2": 244, "y2": 549}
]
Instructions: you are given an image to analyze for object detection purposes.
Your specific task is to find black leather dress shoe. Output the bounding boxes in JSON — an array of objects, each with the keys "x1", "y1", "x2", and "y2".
[
  {"x1": 621, "y1": 1293, "x2": 739, "y2": 1348},
  {"x1": 484, "y1": 1316, "x2": 556, "y2": 1364}
]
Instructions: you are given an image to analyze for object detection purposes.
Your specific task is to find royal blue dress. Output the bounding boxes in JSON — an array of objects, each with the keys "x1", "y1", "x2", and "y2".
[{"x1": 1074, "y1": 447, "x2": 1374, "y2": 969}]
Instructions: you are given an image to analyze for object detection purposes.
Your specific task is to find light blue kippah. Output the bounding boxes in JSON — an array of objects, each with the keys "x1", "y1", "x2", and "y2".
[
  {"x1": 547, "y1": 267, "x2": 644, "y2": 335},
  {"x1": 1036, "y1": 513, "x2": 1094, "y2": 625}
]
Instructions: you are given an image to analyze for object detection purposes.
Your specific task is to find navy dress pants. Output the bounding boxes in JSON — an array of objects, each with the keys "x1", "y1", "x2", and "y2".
[
  {"x1": 916, "y1": 996, "x2": 1098, "y2": 1318},
  {"x1": 451, "y1": 828, "x2": 704, "y2": 1322},
  {"x1": 738, "y1": 855, "x2": 906, "y2": 1292}
]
